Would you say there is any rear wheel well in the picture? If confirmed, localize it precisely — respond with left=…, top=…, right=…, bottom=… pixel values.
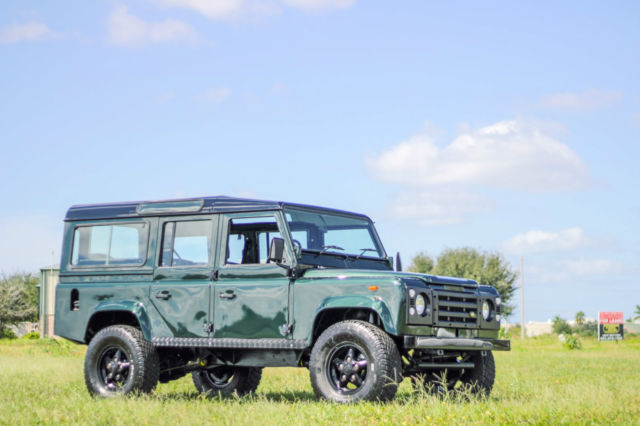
left=312, top=308, right=384, bottom=343
left=85, top=311, right=141, bottom=343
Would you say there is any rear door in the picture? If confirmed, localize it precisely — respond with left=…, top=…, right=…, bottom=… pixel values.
left=151, top=215, right=216, bottom=338
left=212, top=212, right=292, bottom=339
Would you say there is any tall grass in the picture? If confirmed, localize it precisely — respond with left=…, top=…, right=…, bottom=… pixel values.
left=1, top=335, right=638, bottom=424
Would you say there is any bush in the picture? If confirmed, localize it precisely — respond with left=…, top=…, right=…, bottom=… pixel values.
left=552, top=316, right=572, bottom=335
left=21, top=331, right=40, bottom=340
left=573, top=321, right=597, bottom=337
left=564, top=335, right=582, bottom=350
left=0, top=327, right=17, bottom=339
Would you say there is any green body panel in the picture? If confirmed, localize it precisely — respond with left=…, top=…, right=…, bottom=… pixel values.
left=54, top=279, right=155, bottom=342
left=292, top=273, right=404, bottom=342
left=214, top=266, right=290, bottom=338
left=150, top=267, right=211, bottom=338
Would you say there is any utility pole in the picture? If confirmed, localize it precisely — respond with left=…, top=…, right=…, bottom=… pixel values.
left=521, top=256, right=525, bottom=339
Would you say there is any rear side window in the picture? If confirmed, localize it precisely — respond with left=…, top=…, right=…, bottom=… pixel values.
left=71, top=223, right=148, bottom=267
left=160, top=220, right=212, bottom=267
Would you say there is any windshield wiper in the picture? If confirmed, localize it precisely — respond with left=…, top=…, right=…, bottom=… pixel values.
left=356, top=248, right=378, bottom=259
left=318, top=245, right=345, bottom=255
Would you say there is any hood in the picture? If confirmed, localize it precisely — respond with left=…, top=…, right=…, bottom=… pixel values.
left=301, top=268, right=477, bottom=288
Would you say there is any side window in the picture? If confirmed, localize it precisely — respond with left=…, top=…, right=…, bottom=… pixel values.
left=71, top=223, right=148, bottom=266
left=225, top=215, right=283, bottom=265
left=160, top=220, right=212, bottom=267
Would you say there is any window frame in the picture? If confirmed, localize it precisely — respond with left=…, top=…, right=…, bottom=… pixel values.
left=68, top=220, right=150, bottom=269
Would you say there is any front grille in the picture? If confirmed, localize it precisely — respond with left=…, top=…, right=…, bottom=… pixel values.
left=434, top=290, right=478, bottom=328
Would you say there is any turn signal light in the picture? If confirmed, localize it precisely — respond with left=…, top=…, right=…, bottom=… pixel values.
left=368, top=285, right=378, bottom=291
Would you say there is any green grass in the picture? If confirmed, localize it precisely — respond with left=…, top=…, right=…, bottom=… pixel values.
left=1, top=335, right=639, bottom=425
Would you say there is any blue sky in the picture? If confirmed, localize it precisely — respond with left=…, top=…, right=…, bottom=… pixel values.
left=1, top=1, right=639, bottom=323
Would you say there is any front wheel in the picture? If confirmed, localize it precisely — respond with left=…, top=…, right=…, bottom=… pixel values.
left=192, top=366, right=262, bottom=397
left=309, top=320, right=402, bottom=403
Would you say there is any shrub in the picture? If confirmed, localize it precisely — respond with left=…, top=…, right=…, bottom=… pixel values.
left=0, top=327, right=17, bottom=339
left=21, top=331, right=40, bottom=340
left=552, top=316, right=572, bottom=335
left=564, top=334, right=582, bottom=350
left=573, top=321, right=597, bottom=337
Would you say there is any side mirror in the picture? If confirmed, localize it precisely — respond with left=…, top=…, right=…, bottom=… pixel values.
left=395, top=252, right=402, bottom=272
left=268, top=237, right=285, bottom=263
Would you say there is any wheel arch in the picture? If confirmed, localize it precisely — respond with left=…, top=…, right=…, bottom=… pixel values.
left=85, top=300, right=152, bottom=343
left=310, top=296, right=397, bottom=344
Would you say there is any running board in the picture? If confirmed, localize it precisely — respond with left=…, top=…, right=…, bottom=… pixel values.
left=152, top=337, right=308, bottom=350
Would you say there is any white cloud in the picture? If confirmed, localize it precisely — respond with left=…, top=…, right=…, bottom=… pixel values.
left=0, top=21, right=57, bottom=44
left=152, top=0, right=245, bottom=20
left=107, top=5, right=197, bottom=47
left=391, top=188, right=492, bottom=226
left=500, top=227, right=590, bottom=254
left=201, top=87, right=232, bottom=103
left=367, top=120, right=589, bottom=192
left=539, top=88, right=622, bottom=111
left=283, top=0, right=356, bottom=10
left=563, top=258, right=620, bottom=276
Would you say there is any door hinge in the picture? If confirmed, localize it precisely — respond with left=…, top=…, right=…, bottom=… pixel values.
left=203, top=322, right=214, bottom=333
left=210, top=270, right=219, bottom=281
left=280, top=323, right=293, bottom=336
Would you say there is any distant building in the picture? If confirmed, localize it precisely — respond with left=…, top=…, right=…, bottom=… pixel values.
left=39, top=265, right=59, bottom=338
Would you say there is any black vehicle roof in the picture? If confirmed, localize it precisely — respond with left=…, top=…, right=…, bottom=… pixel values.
left=64, top=196, right=371, bottom=221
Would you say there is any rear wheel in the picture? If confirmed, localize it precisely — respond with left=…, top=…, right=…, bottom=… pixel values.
left=192, top=366, right=262, bottom=397
left=84, top=325, right=159, bottom=397
left=309, top=320, right=402, bottom=403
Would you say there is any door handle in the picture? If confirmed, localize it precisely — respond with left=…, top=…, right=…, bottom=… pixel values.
left=219, top=291, right=236, bottom=300
left=155, top=290, right=172, bottom=300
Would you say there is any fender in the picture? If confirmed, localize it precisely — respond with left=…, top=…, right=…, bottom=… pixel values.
left=314, top=295, right=397, bottom=335
left=86, top=300, right=153, bottom=341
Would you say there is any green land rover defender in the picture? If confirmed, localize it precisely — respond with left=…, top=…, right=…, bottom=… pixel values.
left=54, top=196, right=509, bottom=402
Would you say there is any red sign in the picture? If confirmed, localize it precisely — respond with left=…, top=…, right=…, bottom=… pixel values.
left=599, top=312, right=624, bottom=324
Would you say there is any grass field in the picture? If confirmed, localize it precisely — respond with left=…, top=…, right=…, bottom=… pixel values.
left=1, top=335, right=639, bottom=425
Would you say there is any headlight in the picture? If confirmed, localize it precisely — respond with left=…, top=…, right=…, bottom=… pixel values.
left=415, top=294, right=426, bottom=316
left=482, top=301, right=492, bottom=320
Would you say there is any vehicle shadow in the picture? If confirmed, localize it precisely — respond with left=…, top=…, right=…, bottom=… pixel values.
left=149, top=390, right=317, bottom=403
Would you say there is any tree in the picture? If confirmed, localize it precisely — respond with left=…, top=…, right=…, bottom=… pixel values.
left=409, top=248, right=518, bottom=318
left=575, top=311, right=585, bottom=326
left=634, top=305, right=640, bottom=321
left=0, top=273, right=39, bottom=335
left=408, top=252, right=434, bottom=274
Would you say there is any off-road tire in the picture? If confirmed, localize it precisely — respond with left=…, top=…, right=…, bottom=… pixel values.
left=460, top=351, right=495, bottom=395
left=309, top=320, right=402, bottom=403
left=192, top=367, right=262, bottom=397
left=84, top=325, right=159, bottom=397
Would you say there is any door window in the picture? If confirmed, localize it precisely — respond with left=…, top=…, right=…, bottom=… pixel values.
left=225, top=215, right=283, bottom=265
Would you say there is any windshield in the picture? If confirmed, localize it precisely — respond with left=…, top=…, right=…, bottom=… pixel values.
left=284, top=208, right=385, bottom=258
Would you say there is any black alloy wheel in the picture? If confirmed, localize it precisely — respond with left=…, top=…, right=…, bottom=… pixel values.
left=192, top=366, right=262, bottom=397
left=97, top=346, right=132, bottom=391
left=326, top=344, right=369, bottom=395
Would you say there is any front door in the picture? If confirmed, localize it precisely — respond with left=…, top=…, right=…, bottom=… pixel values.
left=213, top=212, right=292, bottom=339
left=151, top=216, right=216, bottom=338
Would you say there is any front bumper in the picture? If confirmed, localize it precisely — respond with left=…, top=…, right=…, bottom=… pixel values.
left=402, top=336, right=511, bottom=351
